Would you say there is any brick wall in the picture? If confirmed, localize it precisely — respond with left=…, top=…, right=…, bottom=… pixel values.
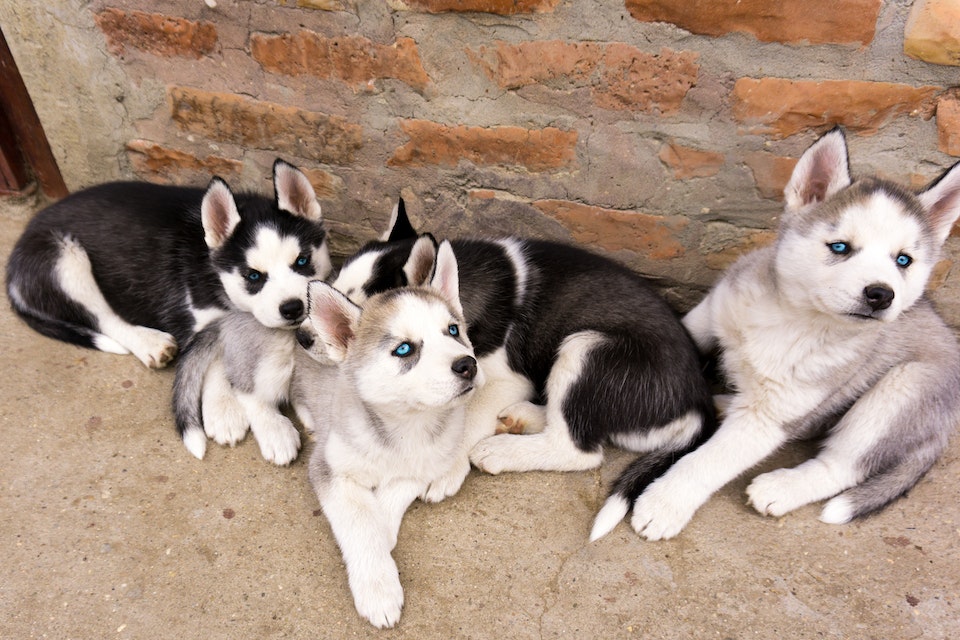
left=3, top=0, right=960, bottom=319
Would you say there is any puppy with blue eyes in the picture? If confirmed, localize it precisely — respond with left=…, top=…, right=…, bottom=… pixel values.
left=293, top=238, right=482, bottom=629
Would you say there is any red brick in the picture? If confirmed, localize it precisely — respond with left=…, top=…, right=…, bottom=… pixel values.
left=400, top=0, right=559, bottom=14
left=251, top=32, right=430, bottom=92
left=732, top=78, right=940, bottom=139
left=904, top=0, right=960, bottom=66
left=533, top=200, right=688, bottom=259
left=659, top=141, right=723, bottom=179
left=474, top=41, right=698, bottom=114
left=388, top=120, right=577, bottom=171
left=94, top=9, right=217, bottom=58
left=743, top=152, right=799, bottom=199
left=703, top=228, right=777, bottom=271
left=126, top=140, right=241, bottom=184
left=625, top=0, right=881, bottom=45
left=937, top=92, right=960, bottom=157
left=168, top=87, right=363, bottom=164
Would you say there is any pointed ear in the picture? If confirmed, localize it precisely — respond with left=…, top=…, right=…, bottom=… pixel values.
left=306, top=281, right=361, bottom=363
left=430, top=240, right=463, bottom=317
left=274, top=159, right=323, bottom=222
left=919, top=161, right=960, bottom=245
left=783, top=128, right=852, bottom=214
left=381, top=197, right=418, bottom=242
left=403, top=234, right=438, bottom=287
left=201, top=177, right=241, bottom=249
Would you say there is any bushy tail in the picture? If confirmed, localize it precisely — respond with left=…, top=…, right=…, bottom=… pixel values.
left=7, top=281, right=103, bottom=350
left=590, top=406, right=717, bottom=542
left=172, top=324, right=222, bottom=460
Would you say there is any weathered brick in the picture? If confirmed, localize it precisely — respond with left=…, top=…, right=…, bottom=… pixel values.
left=94, top=9, right=217, bottom=58
left=251, top=32, right=430, bottom=92
left=388, top=120, right=577, bottom=171
left=400, top=0, right=560, bottom=14
left=743, top=151, right=798, bottom=199
left=732, top=78, right=940, bottom=139
left=533, top=200, right=687, bottom=259
left=701, top=224, right=776, bottom=271
left=937, top=92, right=960, bottom=156
left=625, top=0, right=881, bottom=45
left=126, top=140, right=241, bottom=184
left=168, top=87, right=363, bottom=164
left=474, top=41, right=698, bottom=113
left=659, top=141, right=723, bottom=179
left=279, top=0, right=341, bottom=9
left=904, top=0, right=960, bottom=66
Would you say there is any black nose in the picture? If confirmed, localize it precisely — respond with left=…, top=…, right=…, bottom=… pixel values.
left=864, top=284, right=894, bottom=311
left=296, top=328, right=314, bottom=350
left=280, top=299, right=305, bottom=321
left=452, top=356, right=477, bottom=380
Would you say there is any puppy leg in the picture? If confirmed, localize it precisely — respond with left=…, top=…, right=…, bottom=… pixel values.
left=630, top=408, right=787, bottom=540
left=55, top=236, right=177, bottom=368
left=201, top=358, right=249, bottom=447
left=496, top=401, right=547, bottom=434
left=470, top=332, right=605, bottom=474
left=236, top=393, right=301, bottom=465
left=318, top=479, right=406, bottom=629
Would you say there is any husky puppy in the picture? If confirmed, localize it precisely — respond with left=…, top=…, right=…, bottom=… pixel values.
left=172, top=310, right=301, bottom=464
left=5, top=160, right=331, bottom=368
left=591, top=129, right=960, bottom=541
left=297, top=240, right=481, bottom=628
left=331, top=201, right=715, bottom=512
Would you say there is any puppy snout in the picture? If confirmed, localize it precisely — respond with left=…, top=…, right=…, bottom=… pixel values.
left=864, top=284, right=894, bottom=311
left=295, top=327, right=314, bottom=350
left=280, top=299, right=305, bottom=321
left=452, top=356, right=477, bottom=380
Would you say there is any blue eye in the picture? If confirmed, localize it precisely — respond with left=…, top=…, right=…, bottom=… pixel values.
left=295, top=254, right=309, bottom=267
left=393, top=342, right=412, bottom=357
left=828, top=242, right=850, bottom=255
left=448, top=324, right=459, bottom=337
left=246, top=270, right=262, bottom=282
left=896, top=254, right=912, bottom=268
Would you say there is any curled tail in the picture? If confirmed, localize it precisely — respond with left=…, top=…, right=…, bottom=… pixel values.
left=590, top=405, right=717, bottom=542
left=173, top=323, right=222, bottom=460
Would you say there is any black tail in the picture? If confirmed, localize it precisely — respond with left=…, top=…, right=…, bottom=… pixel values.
left=172, top=323, right=222, bottom=459
left=590, top=405, right=717, bottom=541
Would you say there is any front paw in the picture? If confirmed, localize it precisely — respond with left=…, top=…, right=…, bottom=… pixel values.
left=251, top=414, right=301, bottom=466
left=203, top=393, right=249, bottom=447
left=132, top=327, right=178, bottom=369
left=469, top=435, right=515, bottom=475
left=496, top=401, right=547, bottom=434
left=746, top=469, right=802, bottom=517
left=351, top=565, right=404, bottom=629
left=421, top=457, right=470, bottom=503
left=630, top=481, right=698, bottom=541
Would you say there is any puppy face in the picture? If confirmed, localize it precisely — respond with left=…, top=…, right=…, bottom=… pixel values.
left=775, top=188, right=935, bottom=323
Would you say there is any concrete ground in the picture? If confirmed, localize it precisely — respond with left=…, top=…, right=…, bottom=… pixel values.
left=1, top=196, right=959, bottom=640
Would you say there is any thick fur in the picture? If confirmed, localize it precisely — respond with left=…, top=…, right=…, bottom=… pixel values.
left=6, top=159, right=331, bottom=369
left=594, top=129, right=960, bottom=541
left=173, top=310, right=301, bottom=464
left=332, top=200, right=715, bottom=525
left=297, top=241, right=481, bottom=628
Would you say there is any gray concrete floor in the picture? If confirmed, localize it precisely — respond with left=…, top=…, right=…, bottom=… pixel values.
left=2, top=196, right=959, bottom=640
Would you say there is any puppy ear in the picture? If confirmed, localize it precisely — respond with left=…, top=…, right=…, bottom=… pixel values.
left=403, top=234, right=438, bottom=287
left=273, top=159, right=323, bottom=222
left=783, top=128, right=851, bottom=214
left=306, top=281, right=361, bottom=363
left=201, top=177, right=241, bottom=249
left=919, top=161, right=960, bottom=246
left=381, top=197, right=418, bottom=242
left=430, top=240, right=463, bottom=317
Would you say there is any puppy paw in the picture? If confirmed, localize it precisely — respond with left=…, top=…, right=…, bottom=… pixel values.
left=496, top=401, right=546, bottom=434
left=469, top=435, right=515, bottom=475
left=352, top=567, right=404, bottom=629
left=630, top=481, right=698, bottom=541
left=746, top=469, right=803, bottom=517
left=203, top=392, right=249, bottom=447
left=421, top=457, right=470, bottom=503
left=131, top=327, right=178, bottom=369
left=251, top=414, right=301, bottom=466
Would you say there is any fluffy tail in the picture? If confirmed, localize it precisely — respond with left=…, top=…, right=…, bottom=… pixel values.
left=172, top=323, right=222, bottom=460
left=590, top=407, right=717, bottom=542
